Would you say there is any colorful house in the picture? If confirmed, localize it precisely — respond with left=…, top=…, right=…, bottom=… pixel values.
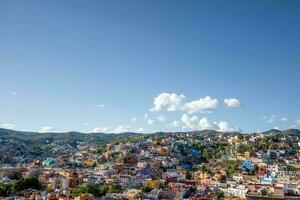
left=241, top=160, right=254, bottom=172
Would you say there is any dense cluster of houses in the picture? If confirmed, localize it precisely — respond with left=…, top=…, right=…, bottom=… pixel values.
left=0, top=131, right=300, bottom=199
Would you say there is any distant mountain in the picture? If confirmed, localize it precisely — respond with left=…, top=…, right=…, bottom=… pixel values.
left=282, top=129, right=300, bottom=136
left=0, top=128, right=299, bottom=144
left=0, top=129, right=144, bottom=164
left=261, top=129, right=283, bottom=135
left=261, top=128, right=300, bottom=136
left=0, top=128, right=142, bottom=145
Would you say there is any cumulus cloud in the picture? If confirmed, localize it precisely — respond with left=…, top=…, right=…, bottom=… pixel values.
left=180, top=114, right=238, bottom=132
left=1, top=123, right=16, bottom=130
left=150, top=93, right=186, bottom=112
left=169, top=120, right=180, bottom=128
left=92, top=127, right=111, bottom=133
left=199, top=117, right=215, bottom=130
left=181, top=114, right=198, bottom=129
left=98, top=126, right=143, bottom=133
left=262, top=115, right=276, bottom=123
left=280, top=117, right=288, bottom=121
left=149, top=93, right=244, bottom=114
left=181, top=96, right=218, bottom=114
left=217, top=121, right=238, bottom=132
left=157, top=115, right=166, bottom=123
left=113, top=126, right=131, bottom=133
left=131, top=117, right=138, bottom=122
left=147, top=119, right=155, bottom=125
left=39, top=126, right=55, bottom=133
left=92, top=126, right=132, bottom=133
left=136, top=128, right=146, bottom=133
left=224, top=98, right=241, bottom=108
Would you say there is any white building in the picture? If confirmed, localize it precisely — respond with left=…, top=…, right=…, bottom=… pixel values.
left=228, top=184, right=248, bottom=198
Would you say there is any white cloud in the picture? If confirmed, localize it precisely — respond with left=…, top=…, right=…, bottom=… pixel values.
left=199, top=117, right=215, bottom=130
left=197, top=117, right=238, bottom=132
left=150, top=93, right=186, bottom=112
left=39, top=126, right=55, bottom=133
left=92, top=126, right=132, bottom=133
left=181, top=96, right=218, bottom=114
left=262, top=115, right=276, bottom=123
left=113, top=126, right=131, bottom=133
left=131, top=117, right=138, bottom=122
left=179, top=115, right=238, bottom=132
left=296, top=119, right=300, bottom=126
left=97, top=104, right=105, bottom=107
left=147, top=119, right=155, bottom=125
left=224, top=98, right=241, bottom=108
left=280, top=117, right=288, bottom=121
left=181, top=113, right=198, bottom=129
left=169, top=120, right=180, bottom=128
left=157, top=115, right=166, bottom=123
left=11, top=91, right=17, bottom=96
left=1, top=123, right=16, bottom=130
left=149, top=93, right=246, bottom=115
left=290, top=124, right=296, bottom=128
left=274, top=126, right=280, bottom=130
left=144, top=113, right=148, bottom=119
left=136, top=128, right=146, bottom=133
left=217, top=121, right=237, bottom=132
left=92, top=127, right=112, bottom=133
left=84, top=122, right=89, bottom=126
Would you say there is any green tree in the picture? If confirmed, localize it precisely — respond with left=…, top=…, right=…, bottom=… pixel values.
left=141, top=186, right=152, bottom=193
left=0, top=183, right=13, bottom=197
left=108, top=184, right=122, bottom=193
left=72, top=183, right=108, bottom=197
left=212, top=190, right=224, bottom=200
left=203, top=148, right=212, bottom=159
left=12, top=176, right=41, bottom=192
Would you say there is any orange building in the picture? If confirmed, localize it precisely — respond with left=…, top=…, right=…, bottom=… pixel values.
left=154, top=147, right=170, bottom=156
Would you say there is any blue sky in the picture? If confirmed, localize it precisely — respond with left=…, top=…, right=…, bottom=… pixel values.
left=0, top=0, right=299, bottom=133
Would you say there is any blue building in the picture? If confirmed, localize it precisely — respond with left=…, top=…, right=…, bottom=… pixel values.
left=261, top=175, right=273, bottom=184
left=241, top=160, right=254, bottom=172
left=180, top=162, right=192, bottom=170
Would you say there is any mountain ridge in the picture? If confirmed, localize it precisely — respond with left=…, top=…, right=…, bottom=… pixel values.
left=1, top=128, right=300, bottom=138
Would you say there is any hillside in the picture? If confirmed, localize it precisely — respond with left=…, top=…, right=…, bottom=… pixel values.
left=1, top=128, right=299, bottom=144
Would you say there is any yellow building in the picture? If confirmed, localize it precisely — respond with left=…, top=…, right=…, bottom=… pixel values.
left=244, top=151, right=250, bottom=158
left=59, top=171, right=83, bottom=188
left=74, top=193, right=94, bottom=200
left=103, top=152, right=110, bottom=159
left=152, top=140, right=158, bottom=145
left=106, top=143, right=112, bottom=150
left=147, top=180, right=160, bottom=189
left=236, top=154, right=246, bottom=161
left=213, top=173, right=223, bottom=181
left=194, top=171, right=212, bottom=186
left=83, top=158, right=96, bottom=167
left=47, top=183, right=54, bottom=192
